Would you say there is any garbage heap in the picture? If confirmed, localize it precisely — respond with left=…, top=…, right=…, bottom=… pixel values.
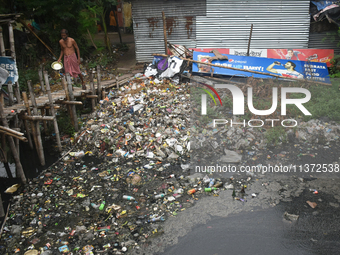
left=0, top=72, right=246, bottom=255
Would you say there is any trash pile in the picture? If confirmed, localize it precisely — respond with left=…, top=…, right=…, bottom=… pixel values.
left=0, top=70, right=253, bottom=255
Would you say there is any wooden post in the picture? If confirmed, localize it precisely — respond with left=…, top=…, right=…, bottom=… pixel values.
left=0, top=194, right=4, bottom=217
left=116, top=76, right=119, bottom=90
left=247, top=24, right=253, bottom=57
left=43, top=71, right=62, bottom=152
left=41, top=108, right=48, bottom=134
left=27, top=81, right=45, bottom=166
left=0, top=147, right=13, bottom=178
left=38, top=65, right=45, bottom=94
left=23, top=117, right=33, bottom=149
left=0, top=93, right=4, bottom=106
left=8, top=22, right=15, bottom=60
left=97, top=65, right=102, bottom=100
left=89, top=70, right=96, bottom=111
left=7, top=81, right=13, bottom=106
left=66, top=73, right=79, bottom=132
left=14, top=114, right=20, bottom=158
left=8, top=22, right=21, bottom=103
left=102, top=90, right=106, bottom=100
left=162, top=11, right=168, bottom=55
left=0, top=102, right=26, bottom=183
left=62, top=77, right=74, bottom=127
left=0, top=27, right=5, bottom=56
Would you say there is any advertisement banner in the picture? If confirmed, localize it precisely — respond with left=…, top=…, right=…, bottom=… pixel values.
left=190, top=48, right=334, bottom=67
left=192, top=51, right=331, bottom=84
left=267, top=49, right=334, bottom=67
left=0, top=57, right=18, bottom=84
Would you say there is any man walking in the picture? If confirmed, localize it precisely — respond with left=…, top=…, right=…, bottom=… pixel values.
left=57, top=29, right=85, bottom=89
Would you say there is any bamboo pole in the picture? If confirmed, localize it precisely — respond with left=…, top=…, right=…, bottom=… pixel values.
left=0, top=194, right=4, bottom=217
left=97, top=65, right=102, bottom=100
left=162, top=11, right=168, bottom=55
left=38, top=105, right=60, bottom=110
left=21, top=115, right=54, bottom=121
left=247, top=24, right=253, bottom=57
left=0, top=102, right=26, bottom=183
left=27, top=81, right=45, bottom=166
left=0, top=27, right=5, bottom=56
left=86, top=95, right=98, bottom=99
left=116, top=76, right=119, bottom=90
left=8, top=22, right=21, bottom=103
left=41, top=108, right=48, bottom=133
left=152, top=53, right=332, bottom=86
left=62, top=77, right=74, bottom=127
left=0, top=130, right=27, bottom=142
left=13, top=115, right=20, bottom=158
left=7, top=81, right=13, bottom=106
left=89, top=70, right=96, bottom=111
left=0, top=93, right=3, bottom=106
left=8, top=22, right=15, bottom=60
left=38, top=65, right=45, bottom=94
left=66, top=73, right=79, bottom=131
left=59, top=101, right=83, bottom=105
left=23, top=117, right=33, bottom=149
left=23, top=92, right=38, bottom=150
left=0, top=126, right=25, bottom=136
left=43, top=71, right=62, bottom=152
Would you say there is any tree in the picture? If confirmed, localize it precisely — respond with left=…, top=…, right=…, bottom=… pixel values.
left=93, top=0, right=117, bottom=55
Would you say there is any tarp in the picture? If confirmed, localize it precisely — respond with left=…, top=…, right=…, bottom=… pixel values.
left=192, top=51, right=331, bottom=84
left=0, top=57, right=18, bottom=84
left=190, top=48, right=334, bottom=67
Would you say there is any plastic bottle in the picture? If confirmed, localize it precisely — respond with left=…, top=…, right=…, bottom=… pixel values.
left=187, top=188, right=197, bottom=195
left=148, top=216, right=165, bottom=223
left=208, top=178, right=215, bottom=188
left=155, top=193, right=165, bottom=199
left=99, top=201, right=106, bottom=210
left=123, top=195, right=135, bottom=200
left=91, top=203, right=99, bottom=209
left=204, top=187, right=217, bottom=192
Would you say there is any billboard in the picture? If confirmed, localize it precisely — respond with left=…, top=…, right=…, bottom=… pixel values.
left=190, top=48, right=334, bottom=67
left=0, top=57, right=18, bottom=84
left=192, top=51, right=331, bottom=84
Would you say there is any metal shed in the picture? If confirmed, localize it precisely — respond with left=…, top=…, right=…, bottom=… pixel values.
left=131, top=0, right=313, bottom=63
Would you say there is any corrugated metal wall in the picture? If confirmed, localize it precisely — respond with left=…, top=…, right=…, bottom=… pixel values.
left=309, top=32, right=340, bottom=55
left=196, top=0, right=311, bottom=48
left=131, top=0, right=206, bottom=62
left=132, top=0, right=312, bottom=62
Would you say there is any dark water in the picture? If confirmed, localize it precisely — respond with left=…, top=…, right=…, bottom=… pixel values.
left=0, top=138, right=59, bottom=222
left=163, top=191, right=340, bottom=255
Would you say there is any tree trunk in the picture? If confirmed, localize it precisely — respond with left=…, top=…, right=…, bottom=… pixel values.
left=102, top=10, right=112, bottom=55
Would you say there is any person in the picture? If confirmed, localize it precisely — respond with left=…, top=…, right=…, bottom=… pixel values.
left=266, top=61, right=304, bottom=79
left=278, top=49, right=305, bottom=60
left=57, top=29, right=85, bottom=89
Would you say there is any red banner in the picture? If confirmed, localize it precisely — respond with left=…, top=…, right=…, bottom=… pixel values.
left=267, top=49, right=334, bottom=67
left=190, top=48, right=334, bottom=67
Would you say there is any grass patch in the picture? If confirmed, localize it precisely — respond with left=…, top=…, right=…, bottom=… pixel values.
left=265, top=126, right=287, bottom=146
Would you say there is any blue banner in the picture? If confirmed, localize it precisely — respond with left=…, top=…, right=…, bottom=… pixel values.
left=192, top=51, right=331, bottom=84
left=0, top=57, right=18, bottom=84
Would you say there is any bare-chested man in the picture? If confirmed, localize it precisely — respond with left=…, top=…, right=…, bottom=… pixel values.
left=57, top=29, right=85, bottom=89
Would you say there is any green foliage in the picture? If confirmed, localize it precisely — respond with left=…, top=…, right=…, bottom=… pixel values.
left=328, top=55, right=340, bottom=78
left=287, top=82, right=340, bottom=121
left=18, top=68, right=40, bottom=91
left=265, top=126, right=287, bottom=146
